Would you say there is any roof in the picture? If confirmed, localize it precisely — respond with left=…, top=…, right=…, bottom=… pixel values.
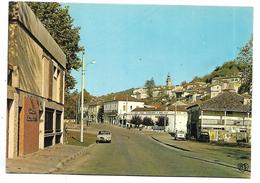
left=132, top=105, right=187, bottom=112
left=188, top=91, right=251, bottom=112
left=104, top=95, right=143, bottom=103
left=9, top=2, right=66, bottom=68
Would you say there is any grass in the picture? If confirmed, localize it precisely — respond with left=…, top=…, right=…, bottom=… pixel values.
left=64, top=131, right=96, bottom=147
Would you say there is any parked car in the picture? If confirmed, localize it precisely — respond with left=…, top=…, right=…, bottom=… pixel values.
left=174, top=131, right=186, bottom=140
left=198, top=132, right=210, bottom=142
left=96, top=130, right=112, bottom=143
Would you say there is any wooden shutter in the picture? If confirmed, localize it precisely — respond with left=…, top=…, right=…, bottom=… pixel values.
left=59, top=71, right=64, bottom=103
left=48, top=61, right=53, bottom=99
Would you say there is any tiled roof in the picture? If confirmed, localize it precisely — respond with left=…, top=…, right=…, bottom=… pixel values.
left=132, top=105, right=187, bottom=112
left=104, top=95, right=143, bottom=103
left=191, top=91, right=251, bottom=112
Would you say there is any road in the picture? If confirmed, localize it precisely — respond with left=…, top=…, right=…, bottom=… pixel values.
left=57, top=125, right=249, bottom=178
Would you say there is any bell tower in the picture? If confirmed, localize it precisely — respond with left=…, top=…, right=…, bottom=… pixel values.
left=166, top=73, right=173, bottom=88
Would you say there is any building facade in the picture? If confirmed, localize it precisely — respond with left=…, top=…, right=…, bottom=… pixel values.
left=104, top=96, right=144, bottom=125
left=87, top=101, right=102, bottom=123
left=127, top=103, right=188, bottom=133
left=187, top=91, right=251, bottom=143
left=7, top=2, right=66, bottom=158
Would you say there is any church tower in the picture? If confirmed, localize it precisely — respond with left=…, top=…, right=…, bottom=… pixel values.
left=166, top=73, right=173, bottom=88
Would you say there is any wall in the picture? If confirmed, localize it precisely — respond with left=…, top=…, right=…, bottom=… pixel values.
left=15, top=25, right=43, bottom=96
left=118, top=101, right=144, bottom=114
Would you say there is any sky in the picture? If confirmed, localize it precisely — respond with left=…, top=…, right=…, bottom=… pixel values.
left=66, top=3, right=253, bottom=96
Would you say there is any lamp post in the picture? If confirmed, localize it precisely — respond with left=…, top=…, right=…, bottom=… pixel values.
left=80, top=49, right=85, bottom=143
left=80, top=48, right=96, bottom=143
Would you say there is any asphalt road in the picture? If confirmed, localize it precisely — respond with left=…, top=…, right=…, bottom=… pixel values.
left=57, top=125, right=249, bottom=178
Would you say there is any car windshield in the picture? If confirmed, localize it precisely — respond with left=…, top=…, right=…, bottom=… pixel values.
left=98, top=131, right=110, bottom=135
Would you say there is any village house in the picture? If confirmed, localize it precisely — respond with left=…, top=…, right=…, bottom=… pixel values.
left=7, top=2, right=66, bottom=158
left=186, top=91, right=251, bottom=143
left=103, top=95, right=144, bottom=125
left=126, top=101, right=188, bottom=133
left=87, top=101, right=103, bottom=123
left=210, top=76, right=242, bottom=98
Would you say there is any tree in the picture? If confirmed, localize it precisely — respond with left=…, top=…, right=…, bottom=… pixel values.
left=180, top=80, right=187, bottom=85
left=97, top=105, right=104, bottom=123
left=156, top=116, right=169, bottom=126
left=27, top=2, right=82, bottom=91
left=145, top=78, right=156, bottom=98
left=130, top=116, right=142, bottom=127
left=142, top=117, right=154, bottom=126
left=192, top=76, right=201, bottom=82
left=236, top=37, right=253, bottom=94
left=64, top=89, right=93, bottom=119
left=64, top=90, right=79, bottom=119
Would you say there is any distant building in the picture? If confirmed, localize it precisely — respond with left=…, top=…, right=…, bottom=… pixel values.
left=210, top=76, right=242, bottom=98
left=7, top=2, right=66, bottom=158
left=87, top=101, right=103, bottom=123
left=103, top=95, right=144, bottom=125
left=132, top=88, right=148, bottom=99
left=187, top=91, right=251, bottom=143
left=127, top=101, right=188, bottom=133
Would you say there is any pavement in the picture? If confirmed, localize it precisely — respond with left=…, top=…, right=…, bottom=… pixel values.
left=6, top=143, right=95, bottom=174
left=149, top=132, right=251, bottom=172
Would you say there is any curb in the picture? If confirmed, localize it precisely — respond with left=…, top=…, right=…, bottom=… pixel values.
left=151, top=136, right=190, bottom=152
left=151, top=136, right=251, bottom=173
left=48, top=143, right=96, bottom=173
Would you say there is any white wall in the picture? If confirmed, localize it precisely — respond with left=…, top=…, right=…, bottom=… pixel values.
left=127, top=110, right=188, bottom=133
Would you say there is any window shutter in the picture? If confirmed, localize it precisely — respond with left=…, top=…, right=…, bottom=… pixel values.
left=60, top=71, right=63, bottom=103
left=49, top=61, right=53, bottom=99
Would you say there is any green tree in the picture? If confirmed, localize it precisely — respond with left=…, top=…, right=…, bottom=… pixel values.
left=237, top=37, right=253, bottom=94
left=64, top=90, right=79, bottom=119
left=192, top=76, right=201, bottom=82
left=156, top=116, right=169, bottom=126
left=27, top=2, right=82, bottom=91
left=97, top=105, right=104, bottom=123
left=145, top=78, right=156, bottom=98
left=180, top=80, right=187, bottom=85
left=142, top=117, right=154, bottom=126
left=130, top=116, right=142, bottom=127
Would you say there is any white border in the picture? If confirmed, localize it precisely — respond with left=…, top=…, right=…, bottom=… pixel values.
left=0, top=1, right=259, bottom=183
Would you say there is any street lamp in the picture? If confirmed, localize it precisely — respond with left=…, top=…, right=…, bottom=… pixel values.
left=80, top=49, right=96, bottom=143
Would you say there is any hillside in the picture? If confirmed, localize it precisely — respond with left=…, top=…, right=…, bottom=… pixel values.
left=192, top=60, right=246, bottom=83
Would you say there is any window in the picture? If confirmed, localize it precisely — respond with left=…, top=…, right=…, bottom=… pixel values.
left=130, top=106, right=133, bottom=110
left=123, top=105, right=126, bottom=111
left=8, top=65, right=13, bottom=86
left=56, top=111, right=62, bottom=132
left=45, top=109, right=54, bottom=133
left=53, top=66, right=59, bottom=79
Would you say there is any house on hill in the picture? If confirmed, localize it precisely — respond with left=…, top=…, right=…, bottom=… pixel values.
left=187, top=91, right=251, bottom=143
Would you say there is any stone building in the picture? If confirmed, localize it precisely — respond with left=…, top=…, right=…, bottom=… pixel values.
left=186, top=91, right=251, bottom=143
left=7, top=2, right=66, bottom=158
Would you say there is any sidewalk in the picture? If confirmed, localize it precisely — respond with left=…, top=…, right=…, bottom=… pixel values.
left=6, top=144, right=93, bottom=174
left=150, top=133, right=251, bottom=170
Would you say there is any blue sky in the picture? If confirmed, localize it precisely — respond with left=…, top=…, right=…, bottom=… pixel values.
left=66, top=3, right=253, bottom=96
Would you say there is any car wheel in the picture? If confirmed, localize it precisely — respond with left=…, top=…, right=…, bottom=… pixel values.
left=96, top=140, right=99, bottom=144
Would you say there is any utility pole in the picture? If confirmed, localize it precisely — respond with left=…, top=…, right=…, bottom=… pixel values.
left=80, top=49, right=85, bottom=143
